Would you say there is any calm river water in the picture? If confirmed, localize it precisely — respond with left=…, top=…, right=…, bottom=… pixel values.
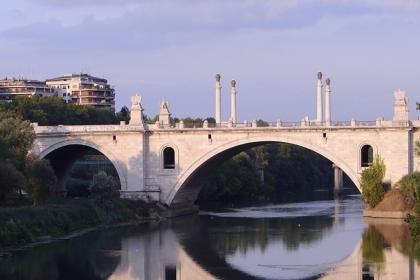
left=1, top=195, right=419, bottom=280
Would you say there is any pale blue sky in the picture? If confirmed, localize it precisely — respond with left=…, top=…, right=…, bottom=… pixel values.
left=1, top=0, right=419, bottom=121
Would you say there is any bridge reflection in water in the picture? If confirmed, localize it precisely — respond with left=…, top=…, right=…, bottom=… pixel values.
left=1, top=198, right=420, bottom=280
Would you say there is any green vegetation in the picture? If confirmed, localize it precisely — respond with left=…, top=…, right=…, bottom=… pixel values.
left=0, top=198, right=149, bottom=248
left=0, top=96, right=118, bottom=125
left=24, top=158, right=57, bottom=206
left=0, top=117, right=41, bottom=203
left=399, top=172, right=420, bottom=200
left=0, top=97, right=152, bottom=249
left=198, top=143, right=341, bottom=203
left=402, top=171, right=420, bottom=242
left=361, top=156, right=386, bottom=208
left=361, top=226, right=385, bottom=266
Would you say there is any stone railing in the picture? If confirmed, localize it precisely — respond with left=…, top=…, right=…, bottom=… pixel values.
left=32, top=122, right=145, bottom=134
left=152, top=119, right=412, bottom=130
left=33, top=118, right=415, bottom=134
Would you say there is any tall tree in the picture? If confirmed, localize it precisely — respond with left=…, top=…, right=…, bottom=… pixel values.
left=25, top=158, right=57, bottom=206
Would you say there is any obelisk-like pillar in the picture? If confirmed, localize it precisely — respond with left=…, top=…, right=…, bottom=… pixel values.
left=215, top=74, right=222, bottom=124
left=325, top=78, right=331, bottom=126
left=316, top=72, right=323, bottom=124
left=230, top=80, right=237, bottom=124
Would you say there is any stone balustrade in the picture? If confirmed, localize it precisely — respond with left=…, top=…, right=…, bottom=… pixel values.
left=32, top=118, right=416, bottom=135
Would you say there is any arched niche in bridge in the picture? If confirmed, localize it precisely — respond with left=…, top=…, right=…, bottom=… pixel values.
left=40, top=144, right=123, bottom=197
left=163, top=147, right=176, bottom=169
left=166, top=137, right=361, bottom=206
left=361, top=145, right=374, bottom=167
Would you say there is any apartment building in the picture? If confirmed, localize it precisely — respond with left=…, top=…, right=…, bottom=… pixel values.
left=46, top=74, right=115, bottom=109
left=0, top=78, right=56, bottom=100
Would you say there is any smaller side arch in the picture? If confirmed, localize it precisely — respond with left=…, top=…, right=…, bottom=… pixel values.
left=358, top=142, right=378, bottom=171
left=159, top=144, right=179, bottom=175
left=36, top=139, right=127, bottom=190
left=163, top=147, right=175, bottom=169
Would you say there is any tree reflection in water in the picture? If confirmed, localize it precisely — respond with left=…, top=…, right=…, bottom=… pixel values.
left=362, top=218, right=420, bottom=280
left=0, top=227, right=126, bottom=280
left=6, top=199, right=420, bottom=280
left=198, top=215, right=334, bottom=256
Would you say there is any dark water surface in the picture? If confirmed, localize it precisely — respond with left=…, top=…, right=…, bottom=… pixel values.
left=1, top=196, right=419, bottom=280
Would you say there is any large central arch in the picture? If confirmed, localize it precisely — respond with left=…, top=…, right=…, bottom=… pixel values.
left=167, top=136, right=360, bottom=206
left=37, top=139, right=127, bottom=192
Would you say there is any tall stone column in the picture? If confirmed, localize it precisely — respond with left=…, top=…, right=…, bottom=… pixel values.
left=230, top=80, right=237, bottom=124
left=325, top=78, right=331, bottom=126
left=316, top=72, right=323, bottom=124
left=333, top=163, right=343, bottom=194
left=215, top=74, right=222, bottom=124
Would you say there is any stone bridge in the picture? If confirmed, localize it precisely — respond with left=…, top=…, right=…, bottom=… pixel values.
left=31, top=74, right=420, bottom=211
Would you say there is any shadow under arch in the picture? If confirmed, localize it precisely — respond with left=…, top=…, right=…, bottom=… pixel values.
left=167, top=136, right=361, bottom=206
left=38, top=139, right=127, bottom=193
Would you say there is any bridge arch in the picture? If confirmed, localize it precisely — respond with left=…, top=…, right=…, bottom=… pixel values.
left=166, top=136, right=361, bottom=206
left=37, top=139, right=127, bottom=191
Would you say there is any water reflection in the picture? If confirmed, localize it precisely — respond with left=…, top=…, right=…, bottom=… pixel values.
left=1, top=197, right=420, bottom=279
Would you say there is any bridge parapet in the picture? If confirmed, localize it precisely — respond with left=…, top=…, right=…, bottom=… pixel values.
left=32, top=119, right=414, bottom=135
left=150, top=119, right=412, bottom=130
left=32, top=123, right=145, bottom=134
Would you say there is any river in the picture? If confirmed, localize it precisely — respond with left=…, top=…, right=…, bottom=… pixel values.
left=0, top=195, right=419, bottom=280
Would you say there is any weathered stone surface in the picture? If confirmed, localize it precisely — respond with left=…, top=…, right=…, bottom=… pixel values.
left=32, top=121, right=419, bottom=208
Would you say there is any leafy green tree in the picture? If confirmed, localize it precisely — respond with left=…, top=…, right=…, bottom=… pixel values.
left=25, top=158, right=57, bottom=206
left=0, top=117, right=35, bottom=169
left=7, top=96, right=118, bottom=125
left=361, top=156, right=386, bottom=208
left=399, top=172, right=420, bottom=200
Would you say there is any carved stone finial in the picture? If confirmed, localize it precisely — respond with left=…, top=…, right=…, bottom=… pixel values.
left=326, top=78, right=331, bottom=86
left=231, top=80, right=236, bottom=87
left=215, top=74, right=221, bottom=82
left=317, top=72, right=322, bottom=80
left=131, top=94, right=142, bottom=106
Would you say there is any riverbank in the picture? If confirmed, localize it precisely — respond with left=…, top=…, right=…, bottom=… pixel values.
left=363, top=189, right=415, bottom=219
left=0, top=198, right=153, bottom=250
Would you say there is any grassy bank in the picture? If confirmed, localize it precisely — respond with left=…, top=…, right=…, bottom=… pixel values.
left=0, top=198, right=150, bottom=249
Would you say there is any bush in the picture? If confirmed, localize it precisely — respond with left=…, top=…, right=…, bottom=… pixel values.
left=399, top=172, right=420, bottom=200
left=361, top=156, right=386, bottom=208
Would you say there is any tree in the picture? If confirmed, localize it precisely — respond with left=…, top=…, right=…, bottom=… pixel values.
left=8, top=96, right=118, bottom=125
left=0, top=161, right=25, bottom=202
left=0, top=117, right=35, bottom=169
left=89, top=171, right=119, bottom=202
left=116, top=106, right=130, bottom=123
left=25, top=158, right=57, bottom=206
left=361, top=156, right=386, bottom=208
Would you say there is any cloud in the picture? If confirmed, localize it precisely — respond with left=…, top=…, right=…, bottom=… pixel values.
left=1, top=0, right=420, bottom=120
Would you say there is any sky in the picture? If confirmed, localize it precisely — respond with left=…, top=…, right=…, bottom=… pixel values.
left=0, top=0, right=419, bottom=122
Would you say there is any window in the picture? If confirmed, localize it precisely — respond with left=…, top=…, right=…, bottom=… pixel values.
left=361, top=145, right=373, bottom=167
left=164, top=265, right=176, bottom=280
left=163, top=147, right=175, bottom=169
